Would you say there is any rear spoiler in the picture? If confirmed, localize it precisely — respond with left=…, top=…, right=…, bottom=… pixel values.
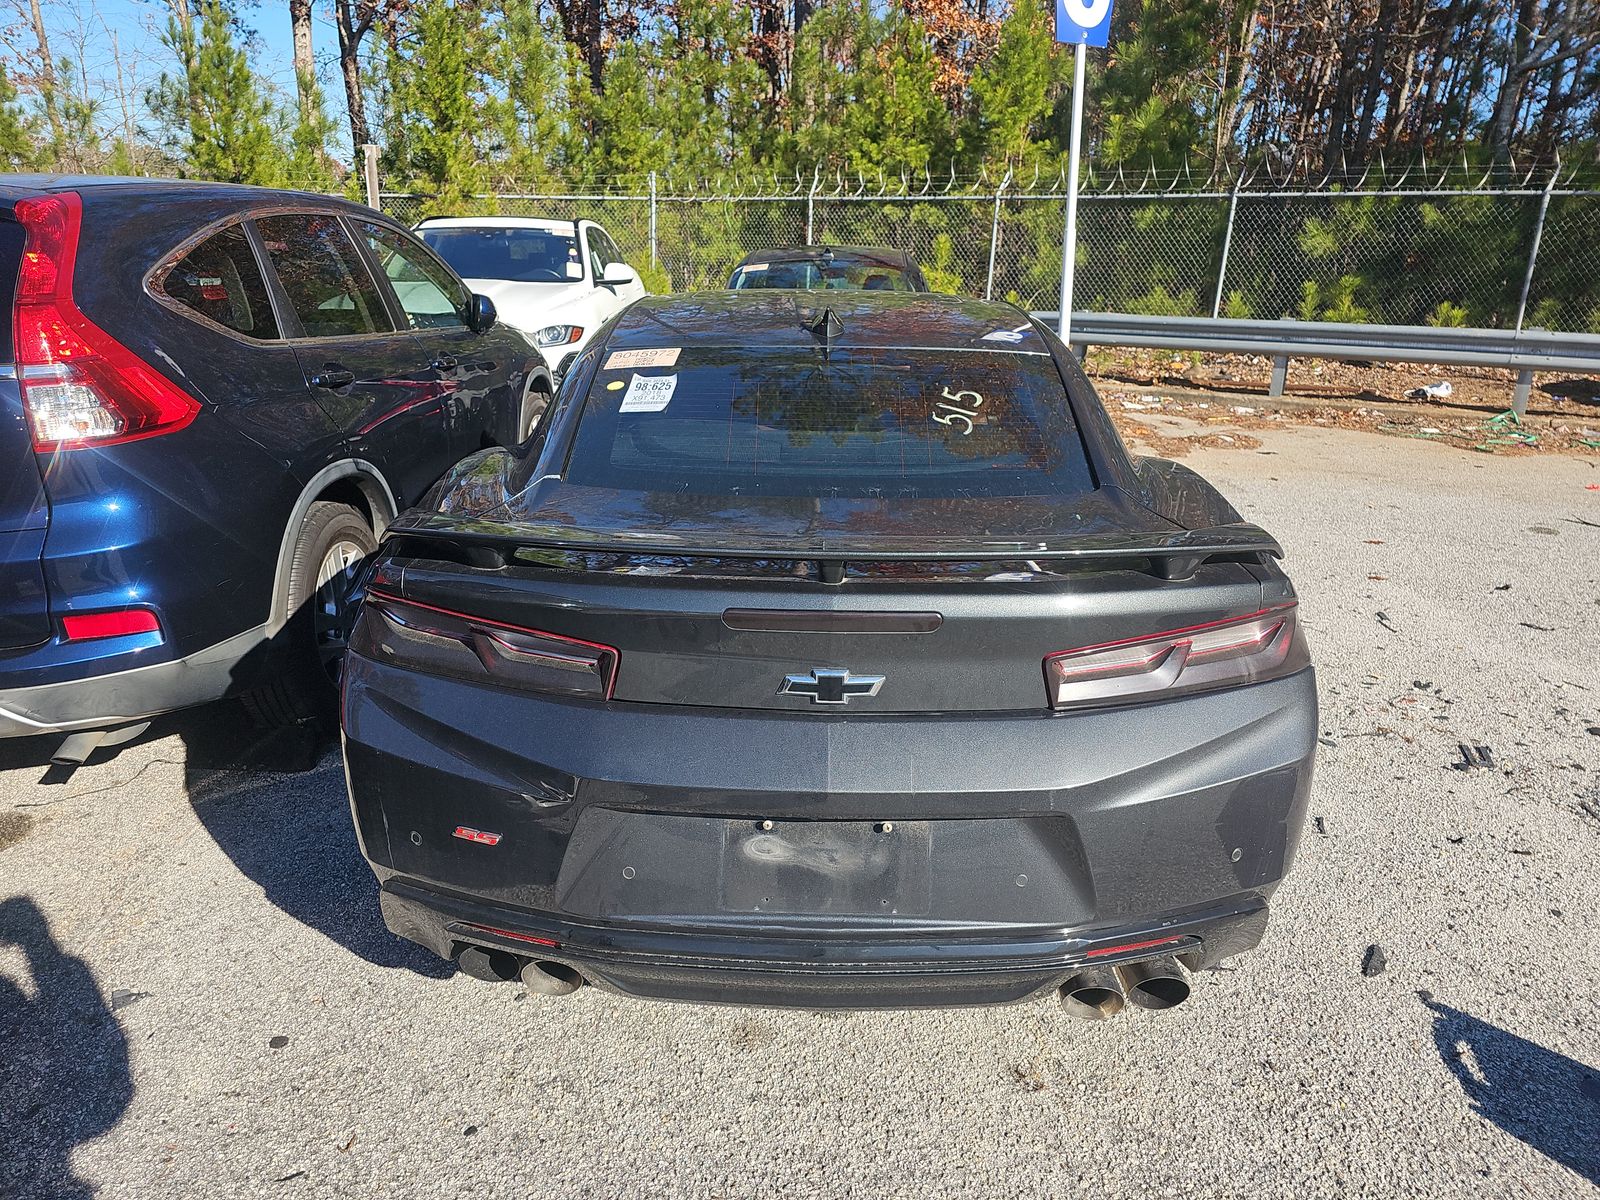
left=384, top=515, right=1282, bottom=583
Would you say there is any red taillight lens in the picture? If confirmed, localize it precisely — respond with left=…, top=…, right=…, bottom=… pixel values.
left=1044, top=604, right=1297, bottom=708
left=62, top=609, right=161, bottom=642
left=358, top=590, right=619, bottom=699
left=13, top=192, right=201, bottom=451
left=459, top=922, right=559, bottom=948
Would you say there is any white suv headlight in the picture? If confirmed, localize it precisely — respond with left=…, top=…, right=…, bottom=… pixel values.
left=534, top=325, right=583, bottom=348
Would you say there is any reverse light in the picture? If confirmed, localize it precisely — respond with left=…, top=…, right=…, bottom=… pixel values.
left=1045, top=604, right=1297, bottom=708
left=13, top=192, right=201, bottom=451
left=358, top=590, right=618, bottom=699
left=534, top=324, right=583, bottom=348
left=62, top=609, right=161, bottom=642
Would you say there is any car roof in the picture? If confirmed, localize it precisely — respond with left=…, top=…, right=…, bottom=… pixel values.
left=416, top=216, right=580, bottom=234
left=0, top=174, right=364, bottom=210
left=604, top=291, right=1046, bottom=353
left=734, top=245, right=917, bottom=270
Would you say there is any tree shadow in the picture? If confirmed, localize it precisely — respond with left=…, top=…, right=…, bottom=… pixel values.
left=173, top=702, right=454, bottom=979
left=1421, top=991, right=1600, bottom=1185
left=0, top=896, right=133, bottom=1200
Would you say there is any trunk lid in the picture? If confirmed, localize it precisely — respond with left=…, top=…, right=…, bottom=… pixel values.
left=384, top=483, right=1279, bottom=715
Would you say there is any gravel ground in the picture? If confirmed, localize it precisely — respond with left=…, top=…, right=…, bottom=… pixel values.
left=2, top=423, right=1598, bottom=1200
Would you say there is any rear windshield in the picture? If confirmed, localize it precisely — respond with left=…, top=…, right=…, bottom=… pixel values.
left=419, top=227, right=582, bottom=283
left=730, top=259, right=919, bottom=292
left=0, top=219, right=21, bottom=365
left=564, top=348, right=1094, bottom=499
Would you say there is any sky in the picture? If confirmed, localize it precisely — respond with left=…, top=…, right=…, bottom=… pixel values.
left=20, top=1, right=345, bottom=142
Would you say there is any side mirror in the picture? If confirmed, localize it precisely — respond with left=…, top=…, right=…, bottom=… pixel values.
left=467, top=293, right=497, bottom=333
left=600, top=262, right=640, bottom=290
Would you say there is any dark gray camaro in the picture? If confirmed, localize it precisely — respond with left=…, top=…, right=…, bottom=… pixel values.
left=341, top=290, right=1317, bottom=1015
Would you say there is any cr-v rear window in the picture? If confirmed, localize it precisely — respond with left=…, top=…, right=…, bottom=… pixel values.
left=0, top=218, right=22, bottom=365
left=564, top=347, right=1094, bottom=499
left=153, top=222, right=280, bottom=339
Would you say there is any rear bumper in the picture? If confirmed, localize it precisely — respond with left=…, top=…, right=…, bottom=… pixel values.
left=342, top=656, right=1317, bottom=1007
left=0, top=624, right=266, bottom=737
left=381, top=879, right=1271, bottom=1008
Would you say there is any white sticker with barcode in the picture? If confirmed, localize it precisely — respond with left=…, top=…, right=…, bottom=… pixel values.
left=620, top=373, right=678, bottom=413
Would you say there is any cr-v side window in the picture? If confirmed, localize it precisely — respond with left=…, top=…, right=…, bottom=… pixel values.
left=152, top=222, right=280, bottom=340
left=254, top=212, right=393, bottom=339
left=355, top=220, right=471, bottom=330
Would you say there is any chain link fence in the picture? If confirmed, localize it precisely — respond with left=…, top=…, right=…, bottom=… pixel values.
left=381, top=169, right=1600, bottom=333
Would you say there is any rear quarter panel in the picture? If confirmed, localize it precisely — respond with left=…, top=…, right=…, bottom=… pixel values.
left=38, top=190, right=342, bottom=663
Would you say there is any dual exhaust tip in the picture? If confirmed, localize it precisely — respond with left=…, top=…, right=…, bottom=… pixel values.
left=457, top=946, right=584, bottom=996
left=1057, top=955, right=1191, bottom=1020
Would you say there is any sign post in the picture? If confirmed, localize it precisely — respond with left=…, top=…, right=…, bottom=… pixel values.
left=1055, top=1, right=1114, bottom=347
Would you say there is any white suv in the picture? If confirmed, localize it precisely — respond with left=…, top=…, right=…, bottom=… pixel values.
left=414, top=217, right=648, bottom=381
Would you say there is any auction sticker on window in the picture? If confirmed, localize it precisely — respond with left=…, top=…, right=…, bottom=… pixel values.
left=605, top=347, right=681, bottom=370
left=620, top=373, right=678, bottom=413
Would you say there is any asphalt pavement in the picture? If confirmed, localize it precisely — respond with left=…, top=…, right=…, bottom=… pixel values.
left=2, top=422, right=1597, bottom=1199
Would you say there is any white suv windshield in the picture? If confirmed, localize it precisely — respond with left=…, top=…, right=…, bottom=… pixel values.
left=418, top=227, right=581, bottom=283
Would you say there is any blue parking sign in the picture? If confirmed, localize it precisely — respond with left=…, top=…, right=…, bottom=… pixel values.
left=1056, top=0, right=1114, bottom=46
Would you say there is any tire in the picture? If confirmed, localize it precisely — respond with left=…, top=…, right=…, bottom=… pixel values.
left=517, top=378, right=552, bottom=445
left=243, top=501, right=377, bottom=730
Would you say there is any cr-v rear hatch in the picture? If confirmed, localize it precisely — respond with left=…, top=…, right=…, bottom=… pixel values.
left=364, top=335, right=1297, bottom=716
left=0, top=206, right=51, bottom=649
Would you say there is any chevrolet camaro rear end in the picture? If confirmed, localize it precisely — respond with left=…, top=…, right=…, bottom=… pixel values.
left=342, top=291, right=1317, bottom=1014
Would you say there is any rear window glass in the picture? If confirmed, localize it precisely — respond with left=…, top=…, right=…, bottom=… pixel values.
left=155, top=223, right=279, bottom=339
left=0, top=219, right=21, bottom=364
left=564, top=348, right=1093, bottom=499
left=256, top=213, right=392, bottom=338
left=730, top=259, right=919, bottom=292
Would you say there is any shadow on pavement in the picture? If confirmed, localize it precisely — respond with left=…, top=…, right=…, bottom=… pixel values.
left=1421, top=991, right=1600, bottom=1185
left=0, top=896, right=133, bottom=1200
left=175, top=703, right=454, bottom=979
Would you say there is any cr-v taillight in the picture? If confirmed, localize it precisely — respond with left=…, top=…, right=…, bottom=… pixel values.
left=357, top=591, right=619, bottom=700
left=12, top=192, right=200, bottom=451
left=1044, top=604, right=1297, bottom=708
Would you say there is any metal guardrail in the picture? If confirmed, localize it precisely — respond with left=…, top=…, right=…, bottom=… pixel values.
left=1029, top=312, right=1600, bottom=415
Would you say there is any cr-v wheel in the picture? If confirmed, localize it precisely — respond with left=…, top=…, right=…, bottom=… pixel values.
left=517, top=379, right=552, bottom=445
left=243, top=501, right=377, bottom=729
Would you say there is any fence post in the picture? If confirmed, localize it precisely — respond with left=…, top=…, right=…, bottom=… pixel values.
left=361, top=144, right=380, bottom=211
left=1514, top=161, right=1558, bottom=333
left=985, top=169, right=1013, bottom=301
left=1211, top=179, right=1242, bottom=319
left=648, top=171, right=658, bottom=272
left=806, top=169, right=820, bottom=243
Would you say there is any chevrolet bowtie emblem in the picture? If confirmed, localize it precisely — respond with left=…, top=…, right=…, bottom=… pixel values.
left=779, top=668, right=886, bottom=705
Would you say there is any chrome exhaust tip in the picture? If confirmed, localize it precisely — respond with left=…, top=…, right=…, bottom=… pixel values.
left=1113, top=955, right=1191, bottom=1010
left=520, top=959, right=584, bottom=996
left=1057, top=966, right=1127, bottom=1020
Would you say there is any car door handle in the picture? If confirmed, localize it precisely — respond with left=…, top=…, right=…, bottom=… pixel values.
left=430, top=355, right=458, bottom=371
left=310, top=366, right=356, bottom=390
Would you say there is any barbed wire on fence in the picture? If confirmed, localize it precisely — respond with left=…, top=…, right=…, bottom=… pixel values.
left=380, top=160, right=1600, bottom=334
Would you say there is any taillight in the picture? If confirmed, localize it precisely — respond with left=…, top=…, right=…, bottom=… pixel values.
left=13, top=192, right=201, bottom=451
left=357, top=590, right=618, bottom=700
left=1044, top=604, right=1297, bottom=708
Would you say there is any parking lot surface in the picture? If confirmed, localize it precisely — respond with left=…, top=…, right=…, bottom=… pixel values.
left=2, top=423, right=1597, bottom=1199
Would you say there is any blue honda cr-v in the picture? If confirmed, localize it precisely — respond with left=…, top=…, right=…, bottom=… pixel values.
left=0, top=177, right=552, bottom=759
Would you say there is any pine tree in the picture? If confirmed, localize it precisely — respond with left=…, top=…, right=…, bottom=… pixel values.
left=287, top=69, right=338, bottom=190
left=0, top=64, right=40, bottom=170
left=965, top=0, right=1068, bottom=171
left=153, top=0, right=286, bottom=185
left=385, top=0, right=489, bottom=212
